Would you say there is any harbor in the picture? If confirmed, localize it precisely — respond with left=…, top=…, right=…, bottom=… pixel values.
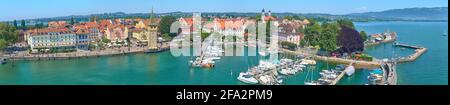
left=237, top=57, right=317, bottom=85
left=0, top=22, right=446, bottom=85
left=189, top=41, right=224, bottom=68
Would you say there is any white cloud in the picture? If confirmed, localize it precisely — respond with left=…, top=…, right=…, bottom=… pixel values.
left=356, top=6, right=368, bottom=11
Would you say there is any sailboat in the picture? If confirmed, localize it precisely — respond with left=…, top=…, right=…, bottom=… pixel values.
left=304, top=65, right=319, bottom=85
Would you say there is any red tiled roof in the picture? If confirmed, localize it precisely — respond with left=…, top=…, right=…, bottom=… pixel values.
left=75, top=28, right=89, bottom=34
left=26, top=28, right=72, bottom=36
left=84, top=22, right=99, bottom=28
left=264, top=16, right=276, bottom=21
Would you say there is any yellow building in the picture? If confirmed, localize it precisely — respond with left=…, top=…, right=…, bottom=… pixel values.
left=132, top=29, right=148, bottom=42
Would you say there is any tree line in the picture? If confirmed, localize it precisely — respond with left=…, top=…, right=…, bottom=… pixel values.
left=300, top=19, right=368, bottom=54
left=0, top=22, right=19, bottom=50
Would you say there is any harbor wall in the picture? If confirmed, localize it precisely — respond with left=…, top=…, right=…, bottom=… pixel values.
left=313, top=55, right=381, bottom=69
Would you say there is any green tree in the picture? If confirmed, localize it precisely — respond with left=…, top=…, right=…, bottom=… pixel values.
left=337, top=19, right=355, bottom=29
left=0, top=23, right=19, bottom=50
left=300, top=21, right=341, bottom=52
left=359, top=31, right=368, bottom=41
left=301, top=23, right=322, bottom=46
left=162, top=33, right=172, bottom=41
left=283, top=16, right=294, bottom=20
left=281, top=41, right=297, bottom=50
left=0, top=39, right=7, bottom=50
left=13, top=20, right=18, bottom=29
left=70, top=16, right=75, bottom=25
left=21, top=20, right=26, bottom=30
left=159, top=16, right=177, bottom=35
left=255, top=14, right=262, bottom=21
left=35, top=22, right=45, bottom=28
left=201, top=32, right=211, bottom=41
left=102, top=37, right=111, bottom=43
left=319, top=22, right=340, bottom=52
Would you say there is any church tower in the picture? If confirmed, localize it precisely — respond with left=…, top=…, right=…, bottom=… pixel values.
left=261, top=9, right=266, bottom=23
left=147, top=8, right=159, bottom=50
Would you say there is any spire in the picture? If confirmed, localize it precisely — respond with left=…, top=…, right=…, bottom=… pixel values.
left=150, top=7, right=154, bottom=20
left=149, top=7, right=158, bottom=26
left=268, top=10, right=272, bottom=17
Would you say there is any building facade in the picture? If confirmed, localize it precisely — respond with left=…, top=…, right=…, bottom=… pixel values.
left=105, top=25, right=129, bottom=42
left=75, top=28, right=90, bottom=50
left=26, top=28, right=77, bottom=53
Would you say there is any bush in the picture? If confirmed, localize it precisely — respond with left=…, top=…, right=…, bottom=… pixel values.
left=281, top=41, right=297, bottom=50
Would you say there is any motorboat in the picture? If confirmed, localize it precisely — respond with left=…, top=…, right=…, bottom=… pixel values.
left=320, top=70, right=338, bottom=79
left=301, top=59, right=316, bottom=65
left=0, top=58, right=6, bottom=64
left=259, top=75, right=272, bottom=85
left=344, top=65, right=355, bottom=76
left=335, top=64, right=346, bottom=70
left=298, top=65, right=306, bottom=68
left=277, top=77, right=283, bottom=84
left=279, top=69, right=290, bottom=75
left=318, top=78, right=332, bottom=83
left=258, top=51, right=268, bottom=56
left=305, top=81, right=319, bottom=85
left=237, top=72, right=258, bottom=84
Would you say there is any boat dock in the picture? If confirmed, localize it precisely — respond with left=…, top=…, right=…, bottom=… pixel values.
left=381, top=61, right=397, bottom=85
left=393, top=43, right=427, bottom=63
left=330, top=64, right=351, bottom=85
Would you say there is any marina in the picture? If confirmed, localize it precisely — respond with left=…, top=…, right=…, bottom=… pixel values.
left=189, top=42, right=224, bottom=68
left=0, top=22, right=446, bottom=85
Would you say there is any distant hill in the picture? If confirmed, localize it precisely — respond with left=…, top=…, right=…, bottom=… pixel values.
left=348, top=7, right=448, bottom=21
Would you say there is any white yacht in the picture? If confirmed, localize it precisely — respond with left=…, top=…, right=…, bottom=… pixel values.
left=279, top=69, right=290, bottom=75
left=237, top=72, right=258, bottom=84
left=305, top=81, right=319, bottom=85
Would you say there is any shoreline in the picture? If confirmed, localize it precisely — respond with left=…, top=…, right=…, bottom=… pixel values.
left=4, top=45, right=170, bottom=61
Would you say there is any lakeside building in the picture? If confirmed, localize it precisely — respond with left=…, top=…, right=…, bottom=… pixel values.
left=74, top=28, right=90, bottom=50
left=278, top=19, right=310, bottom=45
left=178, top=17, right=194, bottom=36
left=369, top=32, right=396, bottom=43
left=104, top=24, right=129, bottom=42
left=131, top=18, right=161, bottom=42
left=202, top=18, right=247, bottom=37
left=73, top=21, right=101, bottom=43
left=25, top=28, right=77, bottom=53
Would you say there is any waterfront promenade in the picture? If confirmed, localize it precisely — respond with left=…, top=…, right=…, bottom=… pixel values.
left=3, top=43, right=170, bottom=61
left=314, top=55, right=381, bottom=69
left=282, top=48, right=382, bottom=69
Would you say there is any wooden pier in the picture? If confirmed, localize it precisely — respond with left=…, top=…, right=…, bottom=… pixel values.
left=331, top=68, right=348, bottom=85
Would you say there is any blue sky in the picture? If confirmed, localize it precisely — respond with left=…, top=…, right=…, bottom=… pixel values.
left=0, top=0, right=448, bottom=21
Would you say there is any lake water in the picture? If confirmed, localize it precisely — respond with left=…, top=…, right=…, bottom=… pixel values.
left=0, top=21, right=447, bottom=85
